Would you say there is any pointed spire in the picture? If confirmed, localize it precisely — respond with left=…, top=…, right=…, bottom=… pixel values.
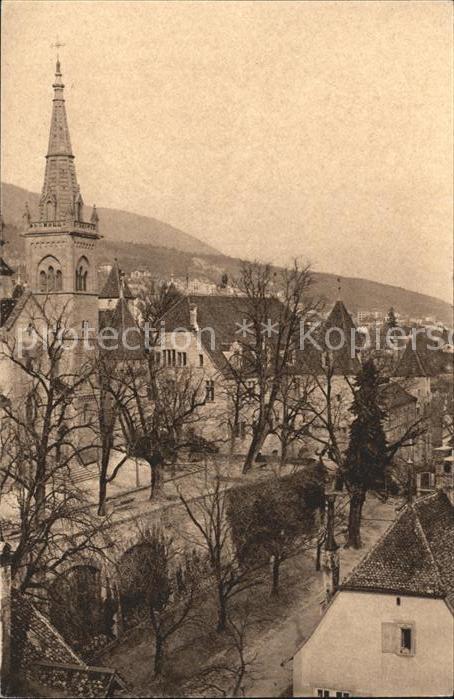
left=337, top=277, right=342, bottom=301
left=22, top=202, right=31, bottom=229
left=39, top=58, right=80, bottom=223
left=90, top=204, right=99, bottom=230
left=99, top=260, right=134, bottom=300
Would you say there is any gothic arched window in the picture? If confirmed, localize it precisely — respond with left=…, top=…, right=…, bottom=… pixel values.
left=76, top=257, right=89, bottom=292
left=45, top=197, right=56, bottom=221
left=37, top=256, right=62, bottom=294
left=39, top=270, right=47, bottom=292
left=48, top=266, right=55, bottom=292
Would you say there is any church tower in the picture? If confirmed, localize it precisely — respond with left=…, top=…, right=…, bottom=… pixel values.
left=23, top=58, right=100, bottom=334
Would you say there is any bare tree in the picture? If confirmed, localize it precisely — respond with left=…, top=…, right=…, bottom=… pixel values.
left=117, top=525, right=199, bottom=676
left=185, top=607, right=258, bottom=697
left=95, top=353, right=211, bottom=506
left=0, top=299, right=109, bottom=598
left=178, top=475, right=260, bottom=632
left=136, top=278, right=182, bottom=328
left=223, top=260, right=318, bottom=473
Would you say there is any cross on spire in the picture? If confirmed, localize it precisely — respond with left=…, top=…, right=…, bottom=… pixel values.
left=337, top=277, right=342, bottom=300
left=51, top=36, right=65, bottom=59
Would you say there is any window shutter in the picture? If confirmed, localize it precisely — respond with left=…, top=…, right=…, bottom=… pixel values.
left=382, top=622, right=397, bottom=653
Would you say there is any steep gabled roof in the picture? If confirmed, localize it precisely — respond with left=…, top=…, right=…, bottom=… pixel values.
left=99, top=261, right=135, bottom=300
left=0, top=298, right=17, bottom=327
left=98, top=297, right=144, bottom=360
left=379, top=381, right=417, bottom=410
left=160, top=293, right=286, bottom=374
left=394, top=332, right=454, bottom=378
left=0, top=290, right=37, bottom=331
left=341, top=491, right=454, bottom=606
left=321, top=300, right=361, bottom=375
left=0, top=257, right=14, bottom=276
left=11, top=591, right=126, bottom=697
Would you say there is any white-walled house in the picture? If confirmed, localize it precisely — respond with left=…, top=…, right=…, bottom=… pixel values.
left=293, top=490, right=454, bottom=697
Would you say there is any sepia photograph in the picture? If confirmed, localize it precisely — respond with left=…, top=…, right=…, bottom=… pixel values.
left=0, top=1, right=453, bottom=697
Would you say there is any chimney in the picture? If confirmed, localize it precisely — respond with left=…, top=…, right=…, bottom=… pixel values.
left=189, top=303, right=198, bottom=331
left=0, top=541, right=13, bottom=695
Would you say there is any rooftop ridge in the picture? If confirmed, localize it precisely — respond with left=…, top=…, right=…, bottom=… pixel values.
left=413, top=502, right=446, bottom=594
left=341, top=491, right=453, bottom=599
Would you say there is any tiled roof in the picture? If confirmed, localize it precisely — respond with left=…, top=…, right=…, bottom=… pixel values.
left=161, top=294, right=286, bottom=373
left=379, top=381, right=417, bottom=410
left=320, top=300, right=361, bottom=374
left=0, top=290, right=35, bottom=331
left=341, top=491, right=454, bottom=606
left=297, top=300, right=361, bottom=376
left=98, top=298, right=144, bottom=360
left=11, top=591, right=126, bottom=697
left=161, top=295, right=362, bottom=378
left=394, top=333, right=454, bottom=378
left=0, top=298, right=17, bottom=326
left=99, top=261, right=134, bottom=300
left=0, top=257, right=14, bottom=276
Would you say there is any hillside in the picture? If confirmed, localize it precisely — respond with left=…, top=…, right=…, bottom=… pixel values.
left=1, top=183, right=452, bottom=326
left=1, top=182, right=219, bottom=256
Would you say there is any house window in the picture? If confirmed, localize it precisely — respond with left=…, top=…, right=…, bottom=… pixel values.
left=199, top=354, right=204, bottom=367
left=315, top=691, right=349, bottom=698
left=400, top=626, right=413, bottom=655
left=153, top=351, right=161, bottom=365
left=164, top=349, right=176, bottom=367
left=205, top=380, right=215, bottom=402
left=382, top=622, right=415, bottom=656
left=177, top=352, right=187, bottom=367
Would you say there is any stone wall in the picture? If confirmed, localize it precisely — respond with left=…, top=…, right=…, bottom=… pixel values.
left=32, top=661, right=118, bottom=698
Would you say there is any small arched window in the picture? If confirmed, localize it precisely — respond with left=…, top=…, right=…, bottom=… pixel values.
left=39, top=270, right=47, bottom=292
left=46, top=198, right=56, bottom=221
left=56, top=269, right=63, bottom=291
left=76, top=257, right=89, bottom=292
left=48, top=266, right=55, bottom=292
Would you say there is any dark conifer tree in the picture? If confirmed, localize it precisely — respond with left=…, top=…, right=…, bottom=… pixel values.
left=344, top=359, right=388, bottom=548
left=386, top=306, right=398, bottom=329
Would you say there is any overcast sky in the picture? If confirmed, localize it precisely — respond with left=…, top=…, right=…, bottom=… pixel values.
left=1, top=1, right=452, bottom=302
